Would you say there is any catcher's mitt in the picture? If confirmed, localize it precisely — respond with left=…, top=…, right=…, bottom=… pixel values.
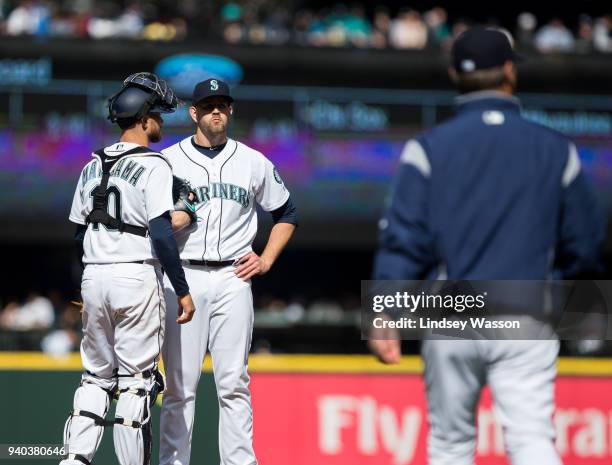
left=172, top=176, right=197, bottom=223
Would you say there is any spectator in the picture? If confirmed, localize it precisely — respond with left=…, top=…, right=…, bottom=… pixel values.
left=535, top=18, right=575, bottom=53
left=86, top=1, right=118, bottom=38
left=87, top=1, right=143, bottom=39
left=424, top=6, right=451, bottom=47
left=342, top=3, right=372, bottom=48
left=142, top=17, right=187, bottom=42
left=371, top=6, right=390, bottom=48
left=0, top=293, right=54, bottom=331
left=575, top=15, right=595, bottom=54
left=41, top=302, right=81, bottom=356
left=221, top=1, right=242, bottom=23
left=307, top=9, right=329, bottom=47
left=389, top=8, right=428, bottom=49
left=177, top=0, right=213, bottom=39
left=516, top=11, right=537, bottom=50
left=0, top=301, right=20, bottom=329
left=6, top=0, right=50, bottom=36
left=242, top=5, right=263, bottom=44
left=262, top=7, right=291, bottom=45
left=306, top=299, right=344, bottom=324
left=593, top=15, right=612, bottom=52
left=114, top=2, right=143, bottom=38
left=451, top=17, right=471, bottom=41
left=321, top=4, right=352, bottom=47
left=0, top=0, right=8, bottom=32
left=221, top=1, right=244, bottom=43
left=284, top=298, right=306, bottom=323
left=292, top=8, right=314, bottom=46
left=48, top=5, right=79, bottom=37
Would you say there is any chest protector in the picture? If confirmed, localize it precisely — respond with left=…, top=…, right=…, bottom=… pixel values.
left=86, top=146, right=164, bottom=237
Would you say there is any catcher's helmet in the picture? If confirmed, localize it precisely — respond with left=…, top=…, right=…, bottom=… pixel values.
left=108, top=72, right=178, bottom=125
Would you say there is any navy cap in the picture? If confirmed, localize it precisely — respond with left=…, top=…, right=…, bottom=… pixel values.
left=452, top=27, right=522, bottom=74
left=192, top=78, right=234, bottom=105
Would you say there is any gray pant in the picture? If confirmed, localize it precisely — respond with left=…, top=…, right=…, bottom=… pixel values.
left=422, top=338, right=562, bottom=465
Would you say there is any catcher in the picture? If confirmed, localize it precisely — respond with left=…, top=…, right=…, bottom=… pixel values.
left=62, top=72, right=197, bottom=465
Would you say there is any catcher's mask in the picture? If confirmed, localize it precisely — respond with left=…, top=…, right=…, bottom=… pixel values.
left=108, top=72, right=178, bottom=125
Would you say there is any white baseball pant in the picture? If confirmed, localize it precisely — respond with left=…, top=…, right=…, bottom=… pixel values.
left=159, top=264, right=256, bottom=465
left=61, top=263, right=165, bottom=465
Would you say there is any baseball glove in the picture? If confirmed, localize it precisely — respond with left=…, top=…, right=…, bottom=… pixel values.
left=172, top=176, right=197, bottom=223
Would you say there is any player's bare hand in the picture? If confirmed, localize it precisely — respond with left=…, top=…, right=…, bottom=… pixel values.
left=234, top=252, right=270, bottom=281
left=368, top=338, right=401, bottom=364
left=171, top=211, right=192, bottom=232
left=177, top=294, right=196, bottom=324
left=368, top=313, right=401, bottom=364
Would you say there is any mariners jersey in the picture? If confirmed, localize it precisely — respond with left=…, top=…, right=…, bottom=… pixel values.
left=162, top=137, right=290, bottom=261
left=69, top=142, right=174, bottom=263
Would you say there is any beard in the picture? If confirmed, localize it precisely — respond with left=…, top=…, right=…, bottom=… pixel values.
left=149, top=128, right=162, bottom=143
left=205, top=119, right=227, bottom=136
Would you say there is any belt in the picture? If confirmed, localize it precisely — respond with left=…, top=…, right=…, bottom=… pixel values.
left=85, top=260, right=158, bottom=266
left=183, top=259, right=235, bottom=268
left=122, top=260, right=160, bottom=265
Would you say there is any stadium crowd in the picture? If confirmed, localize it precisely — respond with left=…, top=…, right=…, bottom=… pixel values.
left=0, top=291, right=361, bottom=354
left=0, top=292, right=82, bottom=354
left=1, top=0, right=612, bottom=53
left=0, top=290, right=609, bottom=357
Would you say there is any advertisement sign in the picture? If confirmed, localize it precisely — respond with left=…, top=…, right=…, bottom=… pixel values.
left=252, top=374, right=612, bottom=465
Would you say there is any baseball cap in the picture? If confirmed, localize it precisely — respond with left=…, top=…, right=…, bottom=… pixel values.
left=451, top=27, right=522, bottom=74
left=192, top=78, right=234, bottom=104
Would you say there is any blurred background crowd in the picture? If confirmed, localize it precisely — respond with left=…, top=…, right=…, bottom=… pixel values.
left=0, top=291, right=362, bottom=355
left=0, top=292, right=82, bottom=354
left=2, top=0, right=612, bottom=53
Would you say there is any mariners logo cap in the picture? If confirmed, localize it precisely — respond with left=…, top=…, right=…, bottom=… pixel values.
left=451, top=26, right=522, bottom=74
left=192, top=78, right=234, bottom=104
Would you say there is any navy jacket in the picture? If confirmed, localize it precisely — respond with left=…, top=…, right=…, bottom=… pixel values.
left=373, top=92, right=606, bottom=281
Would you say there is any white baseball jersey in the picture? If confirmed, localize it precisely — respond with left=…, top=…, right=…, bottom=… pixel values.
left=162, top=137, right=290, bottom=261
left=69, top=142, right=174, bottom=263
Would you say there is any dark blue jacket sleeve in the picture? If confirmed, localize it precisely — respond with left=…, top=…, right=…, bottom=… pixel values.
left=372, top=161, right=436, bottom=280
left=556, top=171, right=607, bottom=277
left=74, top=224, right=87, bottom=270
left=149, top=213, right=190, bottom=296
left=270, top=196, right=298, bottom=226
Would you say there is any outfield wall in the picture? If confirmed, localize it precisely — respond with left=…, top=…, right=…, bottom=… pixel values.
left=3, top=353, right=612, bottom=465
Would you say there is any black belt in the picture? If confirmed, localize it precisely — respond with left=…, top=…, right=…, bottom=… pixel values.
left=184, top=259, right=235, bottom=268
left=85, top=261, right=155, bottom=265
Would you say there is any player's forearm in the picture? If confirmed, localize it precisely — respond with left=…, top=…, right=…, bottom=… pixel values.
left=261, top=223, right=296, bottom=267
left=74, top=224, right=87, bottom=270
left=149, top=213, right=190, bottom=296
left=171, top=211, right=191, bottom=232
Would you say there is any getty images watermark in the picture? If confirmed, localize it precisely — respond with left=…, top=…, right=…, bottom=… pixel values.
left=369, top=289, right=517, bottom=332
left=361, top=281, right=612, bottom=340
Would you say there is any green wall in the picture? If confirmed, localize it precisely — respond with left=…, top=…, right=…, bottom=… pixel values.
left=3, top=371, right=220, bottom=465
